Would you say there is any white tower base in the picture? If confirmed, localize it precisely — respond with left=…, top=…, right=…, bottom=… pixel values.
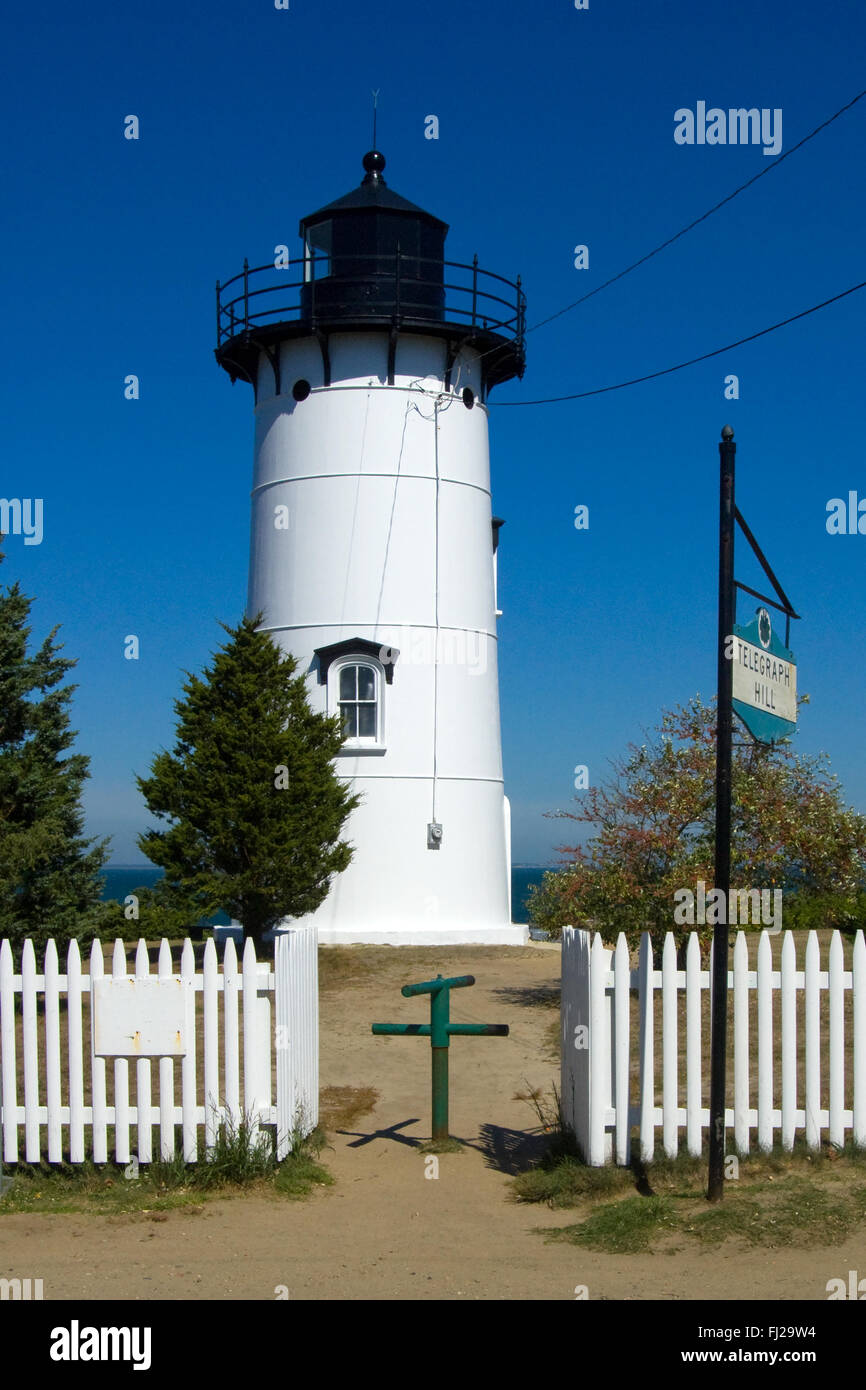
left=298, top=922, right=529, bottom=947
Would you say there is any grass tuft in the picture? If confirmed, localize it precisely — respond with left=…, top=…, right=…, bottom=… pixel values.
left=181, top=1108, right=276, bottom=1190
left=514, top=1155, right=632, bottom=1207
left=547, top=1195, right=678, bottom=1253
left=0, top=1110, right=333, bottom=1214
left=513, top=1136, right=866, bottom=1254
left=418, top=1137, right=464, bottom=1155
left=274, top=1126, right=333, bottom=1198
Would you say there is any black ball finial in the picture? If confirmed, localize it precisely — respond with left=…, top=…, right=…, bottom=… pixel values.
left=362, top=149, right=386, bottom=184
left=721, top=424, right=735, bottom=441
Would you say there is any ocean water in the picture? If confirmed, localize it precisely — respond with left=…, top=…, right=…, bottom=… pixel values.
left=102, top=865, right=552, bottom=925
left=511, top=866, right=548, bottom=922
left=100, top=868, right=230, bottom=926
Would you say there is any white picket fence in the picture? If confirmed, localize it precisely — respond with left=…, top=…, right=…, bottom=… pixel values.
left=0, top=928, right=318, bottom=1166
left=561, top=926, right=866, bottom=1165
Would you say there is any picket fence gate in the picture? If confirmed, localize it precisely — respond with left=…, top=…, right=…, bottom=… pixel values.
left=561, top=926, right=866, bottom=1166
left=0, top=928, right=318, bottom=1166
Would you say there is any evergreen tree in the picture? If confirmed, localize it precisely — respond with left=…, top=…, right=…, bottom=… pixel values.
left=0, top=543, right=112, bottom=948
left=136, top=615, right=360, bottom=941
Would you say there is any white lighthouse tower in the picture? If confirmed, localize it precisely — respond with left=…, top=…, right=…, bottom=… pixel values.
left=215, top=149, right=527, bottom=944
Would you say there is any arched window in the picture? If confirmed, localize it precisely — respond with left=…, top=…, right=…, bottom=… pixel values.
left=315, top=637, right=395, bottom=755
left=338, top=662, right=378, bottom=741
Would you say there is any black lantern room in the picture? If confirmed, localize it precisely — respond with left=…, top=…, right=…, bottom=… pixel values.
left=215, top=151, right=525, bottom=396
left=300, top=150, right=447, bottom=322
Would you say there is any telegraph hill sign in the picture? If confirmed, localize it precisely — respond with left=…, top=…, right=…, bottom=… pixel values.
left=730, top=607, right=797, bottom=743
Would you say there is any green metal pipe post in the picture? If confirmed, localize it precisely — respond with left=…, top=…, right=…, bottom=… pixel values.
left=431, top=1046, right=449, bottom=1141
left=402, top=975, right=474, bottom=997
left=372, top=974, right=508, bottom=1142
left=430, top=978, right=450, bottom=1139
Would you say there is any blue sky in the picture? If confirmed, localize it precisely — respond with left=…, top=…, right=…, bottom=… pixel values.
left=1, top=0, right=864, bottom=865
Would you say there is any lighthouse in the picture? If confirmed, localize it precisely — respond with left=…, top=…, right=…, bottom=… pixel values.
left=215, top=149, right=527, bottom=944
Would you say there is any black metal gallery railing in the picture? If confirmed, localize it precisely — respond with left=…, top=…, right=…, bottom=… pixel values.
left=215, top=252, right=526, bottom=359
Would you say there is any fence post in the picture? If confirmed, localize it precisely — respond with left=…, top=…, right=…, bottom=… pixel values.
left=90, top=941, right=107, bottom=1163
left=829, top=930, right=844, bottom=1149
left=805, top=931, right=820, bottom=1149
left=589, top=934, right=611, bottom=1165
left=22, top=940, right=39, bottom=1162
left=733, top=931, right=749, bottom=1154
left=223, top=937, right=240, bottom=1132
left=180, top=938, right=198, bottom=1163
left=560, top=928, right=574, bottom=1139
left=135, top=939, right=153, bottom=1165
left=686, top=932, right=702, bottom=1157
left=613, top=933, right=631, bottom=1166
left=158, top=939, right=175, bottom=1160
left=637, top=932, right=655, bottom=1162
left=781, top=930, right=796, bottom=1151
left=854, top=930, right=866, bottom=1148
left=757, top=931, right=773, bottom=1152
left=242, top=938, right=262, bottom=1144
left=0, top=941, right=16, bottom=1166
left=275, top=926, right=319, bottom=1159
left=67, top=941, right=85, bottom=1164
left=203, top=937, right=219, bottom=1153
left=662, top=933, right=678, bottom=1158
left=561, top=928, right=590, bottom=1160
left=112, top=939, right=131, bottom=1165
left=256, top=964, right=273, bottom=1116
left=45, top=941, right=62, bottom=1163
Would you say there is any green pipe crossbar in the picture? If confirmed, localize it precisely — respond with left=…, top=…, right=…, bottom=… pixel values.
left=372, top=974, right=509, bottom=1141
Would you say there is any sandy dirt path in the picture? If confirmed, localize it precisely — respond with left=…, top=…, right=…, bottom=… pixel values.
left=2, top=944, right=863, bottom=1300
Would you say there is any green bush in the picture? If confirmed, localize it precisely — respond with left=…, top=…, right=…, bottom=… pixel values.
left=529, top=874, right=866, bottom=951
left=780, top=891, right=866, bottom=935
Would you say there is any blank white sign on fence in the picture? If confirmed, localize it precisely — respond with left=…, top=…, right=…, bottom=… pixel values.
left=92, top=978, right=192, bottom=1057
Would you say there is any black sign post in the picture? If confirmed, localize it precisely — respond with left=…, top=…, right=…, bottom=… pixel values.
left=708, top=425, right=736, bottom=1202
left=705, top=427, right=802, bottom=1201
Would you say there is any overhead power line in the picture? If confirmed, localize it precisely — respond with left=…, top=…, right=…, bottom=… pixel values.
left=524, top=87, right=866, bottom=337
left=492, top=279, right=866, bottom=407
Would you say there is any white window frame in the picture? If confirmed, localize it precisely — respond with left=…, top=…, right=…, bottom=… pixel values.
left=330, top=656, right=386, bottom=754
left=305, top=220, right=333, bottom=282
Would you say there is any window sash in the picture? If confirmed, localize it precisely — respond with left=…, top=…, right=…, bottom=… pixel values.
left=337, top=663, right=379, bottom=742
